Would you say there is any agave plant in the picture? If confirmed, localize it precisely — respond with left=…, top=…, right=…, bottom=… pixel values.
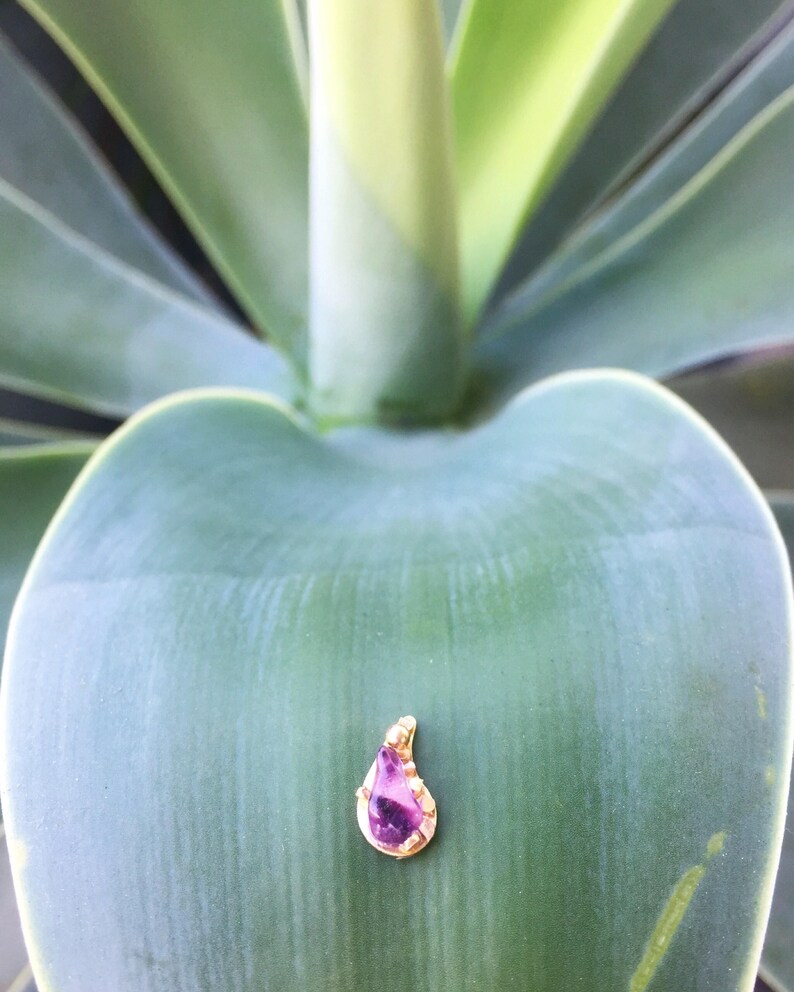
left=0, top=0, right=793, bottom=989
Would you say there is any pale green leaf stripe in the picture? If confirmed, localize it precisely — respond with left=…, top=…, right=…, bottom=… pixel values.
left=472, top=87, right=794, bottom=411
left=19, top=0, right=309, bottom=361
left=0, top=30, right=215, bottom=308
left=761, top=493, right=794, bottom=992
left=0, top=179, right=294, bottom=417
left=496, top=0, right=791, bottom=299
left=0, top=443, right=93, bottom=660
left=451, top=0, right=677, bottom=323
left=494, top=16, right=794, bottom=327
left=308, top=0, right=463, bottom=422
left=1, top=372, right=791, bottom=990
left=6, top=963, right=35, bottom=992
left=0, top=418, right=102, bottom=447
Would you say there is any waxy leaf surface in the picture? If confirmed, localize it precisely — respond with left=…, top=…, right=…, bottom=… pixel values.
left=1, top=372, right=791, bottom=991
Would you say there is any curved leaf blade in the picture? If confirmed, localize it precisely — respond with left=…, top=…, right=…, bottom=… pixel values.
left=496, top=0, right=792, bottom=300
left=0, top=30, right=213, bottom=307
left=19, top=0, right=309, bottom=358
left=451, top=0, right=677, bottom=322
left=0, top=180, right=294, bottom=417
left=496, top=18, right=794, bottom=327
left=1, top=373, right=791, bottom=990
left=473, top=88, right=794, bottom=410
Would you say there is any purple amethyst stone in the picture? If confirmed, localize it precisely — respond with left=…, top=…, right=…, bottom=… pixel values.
left=368, top=745, right=424, bottom=846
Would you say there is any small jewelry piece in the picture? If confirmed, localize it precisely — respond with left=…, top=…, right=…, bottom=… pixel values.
left=355, top=715, right=437, bottom=858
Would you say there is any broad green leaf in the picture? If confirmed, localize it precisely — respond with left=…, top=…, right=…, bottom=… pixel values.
left=20, top=0, right=309, bottom=359
left=496, top=0, right=793, bottom=300
left=308, top=0, right=462, bottom=422
left=2, top=372, right=791, bottom=991
left=0, top=31, right=213, bottom=307
left=473, top=88, right=794, bottom=411
left=0, top=443, right=92, bottom=658
left=761, top=494, right=794, bottom=992
left=0, top=179, right=294, bottom=417
left=671, top=354, right=794, bottom=492
left=451, top=0, right=677, bottom=322
left=496, top=19, right=794, bottom=327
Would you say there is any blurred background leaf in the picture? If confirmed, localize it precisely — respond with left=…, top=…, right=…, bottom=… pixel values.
left=451, top=0, right=677, bottom=322
left=17, top=0, right=310, bottom=361
left=473, top=89, right=794, bottom=410
left=495, top=0, right=794, bottom=302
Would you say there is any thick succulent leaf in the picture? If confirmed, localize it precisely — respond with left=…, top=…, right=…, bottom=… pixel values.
left=0, top=31, right=213, bottom=307
left=671, top=354, right=794, bottom=492
left=308, top=0, right=462, bottom=422
left=0, top=443, right=92, bottom=658
left=498, top=19, right=794, bottom=324
left=19, top=0, right=309, bottom=359
left=497, top=0, right=793, bottom=300
left=0, top=180, right=294, bottom=417
left=451, top=0, right=677, bottom=322
left=473, top=88, right=794, bottom=411
left=1, top=372, right=791, bottom=991
left=761, top=494, right=794, bottom=992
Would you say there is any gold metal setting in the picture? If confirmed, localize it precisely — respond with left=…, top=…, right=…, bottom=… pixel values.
left=356, top=715, right=437, bottom=859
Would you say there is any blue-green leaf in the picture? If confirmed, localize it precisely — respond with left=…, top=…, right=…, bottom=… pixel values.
left=1, top=372, right=790, bottom=990
left=0, top=180, right=294, bottom=417
left=0, top=30, right=214, bottom=307
left=474, top=88, right=794, bottom=409
left=497, top=0, right=792, bottom=299
left=20, top=0, right=309, bottom=359
left=496, top=18, right=794, bottom=326
left=451, top=0, right=678, bottom=322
